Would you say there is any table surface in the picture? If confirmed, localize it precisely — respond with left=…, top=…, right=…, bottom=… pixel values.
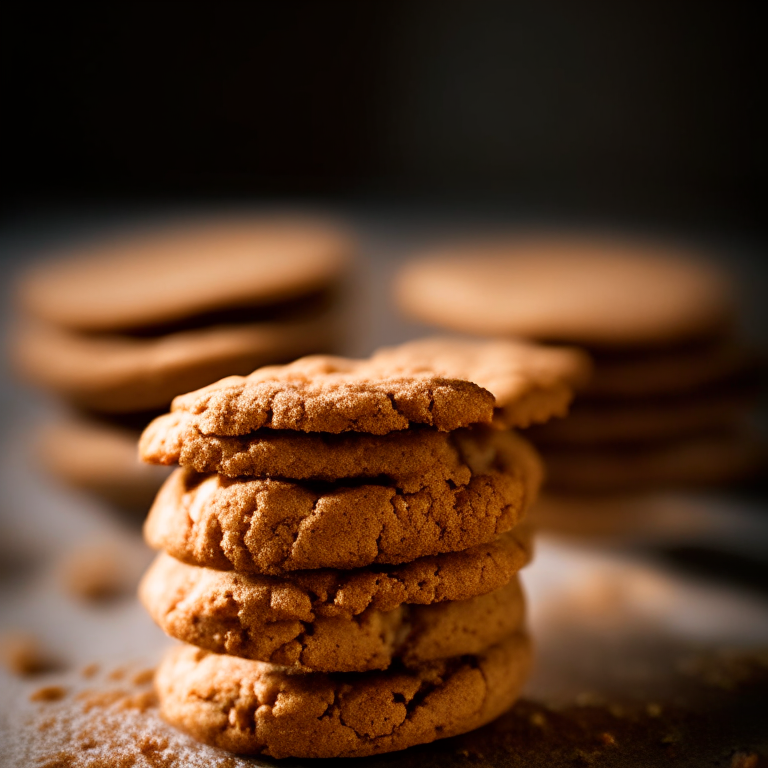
left=1, top=208, right=767, bottom=767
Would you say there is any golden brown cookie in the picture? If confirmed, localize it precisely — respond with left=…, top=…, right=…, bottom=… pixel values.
left=146, top=353, right=496, bottom=437
left=18, top=217, right=353, bottom=333
left=144, top=429, right=542, bottom=571
left=527, top=387, right=752, bottom=446
left=370, top=336, right=592, bottom=427
left=36, top=417, right=170, bottom=509
left=145, top=522, right=531, bottom=620
left=542, top=430, right=764, bottom=493
left=396, top=235, right=733, bottom=349
left=141, top=557, right=525, bottom=671
left=586, top=340, right=755, bottom=398
left=155, top=632, right=531, bottom=758
left=13, top=311, right=340, bottom=413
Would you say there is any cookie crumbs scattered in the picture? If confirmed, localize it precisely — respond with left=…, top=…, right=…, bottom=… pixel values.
left=81, top=663, right=100, bottom=679
left=0, top=631, right=57, bottom=675
left=107, top=666, right=126, bottom=681
left=30, top=685, right=68, bottom=702
left=731, top=752, right=760, bottom=768
left=599, top=732, right=616, bottom=746
left=132, top=668, right=155, bottom=686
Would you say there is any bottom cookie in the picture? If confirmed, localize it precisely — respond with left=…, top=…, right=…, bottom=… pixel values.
left=155, top=633, right=532, bottom=758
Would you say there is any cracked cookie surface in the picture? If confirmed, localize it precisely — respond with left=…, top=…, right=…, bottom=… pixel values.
left=370, top=336, right=591, bottom=427
left=155, top=632, right=532, bottom=758
left=141, top=559, right=525, bottom=671
left=144, top=428, right=541, bottom=572
left=149, top=353, right=496, bottom=437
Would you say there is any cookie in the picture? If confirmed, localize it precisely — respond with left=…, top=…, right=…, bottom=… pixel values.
left=141, top=557, right=525, bottom=671
left=396, top=235, right=733, bottom=349
left=370, top=336, right=592, bottom=427
left=144, top=429, right=542, bottom=571
left=149, top=353, right=496, bottom=437
left=141, top=413, right=473, bottom=481
left=542, top=430, right=764, bottom=493
left=586, top=341, right=755, bottom=398
left=36, top=417, right=170, bottom=509
left=18, top=217, right=353, bottom=333
left=13, top=311, right=339, bottom=413
left=155, top=632, right=531, bottom=758
left=527, top=386, right=752, bottom=446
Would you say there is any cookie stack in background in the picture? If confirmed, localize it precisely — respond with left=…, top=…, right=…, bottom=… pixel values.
left=396, top=234, right=763, bottom=505
left=136, top=339, right=586, bottom=758
left=11, top=216, right=354, bottom=510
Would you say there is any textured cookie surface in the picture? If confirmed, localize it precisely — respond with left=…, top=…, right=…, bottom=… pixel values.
left=370, top=336, right=592, bottom=427
left=37, top=417, right=170, bottom=509
left=144, top=429, right=542, bottom=571
left=13, top=312, right=338, bottom=413
left=148, top=354, right=495, bottom=436
left=141, top=414, right=474, bottom=482
left=141, top=558, right=525, bottom=671
left=155, top=633, right=532, bottom=758
left=145, top=522, right=531, bottom=620
left=396, top=235, right=733, bottom=349
left=18, top=217, right=353, bottom=332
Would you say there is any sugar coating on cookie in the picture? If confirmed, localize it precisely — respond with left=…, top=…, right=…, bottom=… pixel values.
left=141, top=559, right=526, bottom=671
left=19, top=217, right=354, bottom=333
left=155, top=633, right=532, bottom=758
left=370, top=336, right=592, bottom=427
left=143, top=429, right=542, bottom=572
left=396, top=236, right=734, bottom=349
left=157, top=354, right=496, bottom=436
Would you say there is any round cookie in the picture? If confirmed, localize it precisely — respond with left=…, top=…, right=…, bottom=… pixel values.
left=13, top=311, right=340, bottom=413
left=145, top=522, right=532, bottom=618
left=141, top=413, right=475, bottom=482
left=141, top=558, right=525, bottom=672
left=37, top=417, right=170, bottom=509
left=144, top=429, right=542, bottom=572
left=155, top=354, right=496, bottom=437
left=18, top=217, right=353, bottom=333
left=527, top=387, right=752, bottom=446
left=370, top=336, right=592, bottom=427
left=542, top=430, right=764, bottom=493
left=586, top=341, right=755, bottom=398
left=396, top=235, right=733, bottom=349
left=155, top=633, right=532, bottom=758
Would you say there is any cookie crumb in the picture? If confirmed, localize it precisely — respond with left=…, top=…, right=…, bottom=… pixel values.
left=30, top=685, right=68, bottom=702
left=529, top=711, right=547, bottom=727
left=132, top=668, right=155, bottom=686
left=0, top=631, right=57, bottom=675
left=81, top=663, right=100, bottom=679
left=599, top=732, right=616, bottom=746
left=107, top=666, right=126, bottom=681
left=731, top=752, right=759, bottom=768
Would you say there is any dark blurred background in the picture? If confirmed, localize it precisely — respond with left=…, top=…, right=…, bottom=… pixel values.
left=2, top=2, right=766, bottom=234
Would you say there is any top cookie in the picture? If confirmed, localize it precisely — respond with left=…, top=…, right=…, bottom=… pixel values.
left=18, top=217, right=353, bottom=333
left=396, top=235, right=734, bottom=349
left=370, top=337, right=591, bottom=427
left=158, top=354, right=496, bottom=436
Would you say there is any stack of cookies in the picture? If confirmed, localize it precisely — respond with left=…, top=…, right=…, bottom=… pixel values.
left=396, top=235, right=762, bottom=494
left=137, top=338, right=586, bottom=758
left=12, top=216, right=353, bottom=508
